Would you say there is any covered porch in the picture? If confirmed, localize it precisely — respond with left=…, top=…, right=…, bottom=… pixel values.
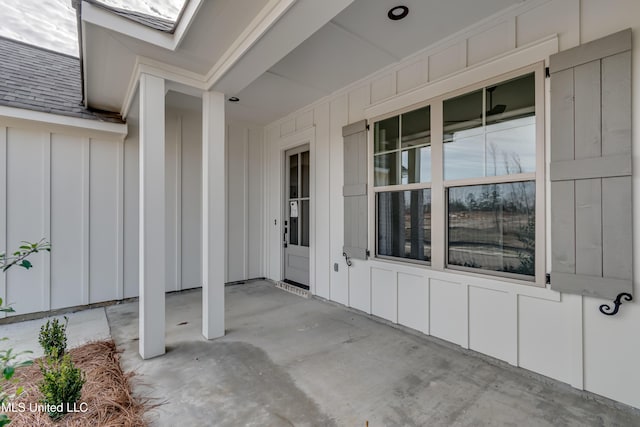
left=105, top=281, right=640, bottom=426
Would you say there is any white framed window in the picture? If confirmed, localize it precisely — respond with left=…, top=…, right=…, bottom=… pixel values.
left=373, top=106, right=432, bottom=263
left=371, top=63, right=545, bottom=285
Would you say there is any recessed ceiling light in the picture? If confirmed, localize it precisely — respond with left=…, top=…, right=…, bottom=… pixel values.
left=228, top=97, right=240, bottom=102
left=388, top=5, right=409, bottom=21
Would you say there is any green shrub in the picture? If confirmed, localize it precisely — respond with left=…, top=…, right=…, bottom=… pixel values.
left=0, top=340, right=33, bottom=427
left=0, top=239, right=48, bottom=425
left=39, top=354, right=85, bottom=420
left=39, top=317, right=68, bottom=360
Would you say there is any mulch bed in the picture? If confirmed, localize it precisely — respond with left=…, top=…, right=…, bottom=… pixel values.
left=3, top=340, right=151, bottom=426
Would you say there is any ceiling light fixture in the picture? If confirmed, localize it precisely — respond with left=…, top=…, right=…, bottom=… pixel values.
left=228, top=97, right=240, bottom=102
left=388, top=5, right=409, bottom=21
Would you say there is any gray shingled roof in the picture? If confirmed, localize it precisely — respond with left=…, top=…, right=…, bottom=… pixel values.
left=0, top=36, right=123, bottom=123
left=85, top=0, right=177, bottom=33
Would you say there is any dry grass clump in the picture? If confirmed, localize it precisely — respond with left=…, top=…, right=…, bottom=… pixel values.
left=3, top=340, right=151, bottom=426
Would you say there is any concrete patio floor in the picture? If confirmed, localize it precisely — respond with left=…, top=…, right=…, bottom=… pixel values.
left=104, top=280, right=640, bottom=426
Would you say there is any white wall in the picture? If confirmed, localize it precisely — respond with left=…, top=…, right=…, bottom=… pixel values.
left=0, top=120, right=124, bottom=316
left=0, top=104, right=263, bottom=316
left=124, top=107, right=264, bottom=290
left=264, top=0, right=640, bottom=409
left=227, top=123, right=264, bottom=282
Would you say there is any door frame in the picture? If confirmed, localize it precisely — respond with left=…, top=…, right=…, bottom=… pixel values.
left=275, top=127, right=316, bottom=295
left=283, top=143, right=311, bottom=288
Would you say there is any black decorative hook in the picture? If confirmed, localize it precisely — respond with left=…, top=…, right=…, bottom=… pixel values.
left=599, top=293, right=633, bottom=316
left=343, top=252, right=352, bottom=267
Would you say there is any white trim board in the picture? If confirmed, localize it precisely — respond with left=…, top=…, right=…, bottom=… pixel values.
left=0, top=106, right=127, bottom=138
left=365, top=36, right=559, bottom=119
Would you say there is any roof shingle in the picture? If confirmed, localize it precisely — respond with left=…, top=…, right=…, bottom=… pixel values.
left=85, top=0, right=176, bottom=33
left=0, top=36, right=123, bottom=123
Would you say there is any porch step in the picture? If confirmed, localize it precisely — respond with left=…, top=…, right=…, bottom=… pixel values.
left=275, top=281, right=310, bottom=298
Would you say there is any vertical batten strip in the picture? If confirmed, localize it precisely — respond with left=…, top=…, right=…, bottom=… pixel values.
left=176, top=116, right=183, bottom=290
left=243, top=128, right=250, bottom=281
left=508, top=292, right=519, bottom=366
left=462, top=284, right=470, bottom=349
left=0, top=127, right=6, bottom=318
left=116, top=139, right=124, bottom=300
left=42, top=132, right=51, bottom=311
left=568, top=293, right=584, bottom=389
left=82, top=139, right=90, bottom=305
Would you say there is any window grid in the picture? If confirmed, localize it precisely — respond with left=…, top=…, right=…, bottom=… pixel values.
left=370, top=65, right=543, bottom=284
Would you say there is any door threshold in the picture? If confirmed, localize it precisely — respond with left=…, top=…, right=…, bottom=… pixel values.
left=282, top=279, right=309, bottom=290
left=276, top=281, right=310, bottom=298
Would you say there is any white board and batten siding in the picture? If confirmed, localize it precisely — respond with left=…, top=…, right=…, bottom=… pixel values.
left=264, top=0, right=640, bottom=409
left=0, top=123, right=124, bottom=316
left=1, top=106, right=263, bottom=317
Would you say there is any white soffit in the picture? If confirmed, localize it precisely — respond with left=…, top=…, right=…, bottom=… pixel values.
left=230, top=0, right=526, bottom=124
left=331, top=0, right=524, bottom=60
left=234, top=71, right=326, bottom=124
left=84, top=23, right=137, bottom=112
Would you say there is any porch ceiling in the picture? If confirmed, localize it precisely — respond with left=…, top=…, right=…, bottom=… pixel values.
left=230, top=0, right=526, bottom=125
left=83, top=0, right=526, bottom=124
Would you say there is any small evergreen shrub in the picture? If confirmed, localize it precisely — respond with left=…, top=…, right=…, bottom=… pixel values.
left=39, top=354, right=85, bottom=420
left=39, top=317, right=68, bottom=360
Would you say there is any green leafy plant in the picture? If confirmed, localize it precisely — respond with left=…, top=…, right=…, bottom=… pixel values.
left=39, top=354, right=85, bottom=420
left=0, top=239, right=50, bottom=425
left=0, top=239, right=50, bottom=274
left=39, top=317, right=68, bottom=360
left=0, top=340, right=33, bottom=427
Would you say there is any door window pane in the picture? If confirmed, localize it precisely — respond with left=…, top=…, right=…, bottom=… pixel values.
left=377, top=189, right=431, bottom=261
left=374, top=116, right=399, bottom=153
left=447, top=181, right=535, bottom=277
left=289, top=216, right=298, bottom=246
left=289, top=154, right=298, bottom=198
left=301, top=151, right=310, bottom=198
left=301, top=200, right=309, bottom=247
left=374, top=152, right=399, bottom=186
left=402, top=146, right=431, bottom=184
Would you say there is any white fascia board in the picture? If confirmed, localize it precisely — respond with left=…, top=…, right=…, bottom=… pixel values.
left=204, top=0, right=297, bottom=88
left=82, top=2, right=174, bottom=49
left=81, top=19, right=89, bottom=108
left=0, top=106, right=128, bottom=136
left=120, top=0, right=296, bottom=117
left=121, top=57, right=207, bottom=118
left=172, top=0, right=206, bottom=49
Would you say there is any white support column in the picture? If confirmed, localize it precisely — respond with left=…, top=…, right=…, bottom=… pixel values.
left=139, top=73, right=166, bottom=359
left=202, top=90, right=226, bottom=339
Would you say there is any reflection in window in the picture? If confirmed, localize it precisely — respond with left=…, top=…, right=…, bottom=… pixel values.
left=301, top=151, right=310, bottom=197
left=301, top=200, right=309, bottom=247
left=374, top=152, right=399, bottom=186
left=447, top=181, right=535, bottom=277
left=377, top=189, right=431, bottom=261
left=374, top=116, right=399, bottom=153
left=401, top=146, right=431, bottom=184
left=444, top=73, right=535, bottom=181
left=289, top=154, right=298, bottom=198
left=374, top=106, right=431, bottom=186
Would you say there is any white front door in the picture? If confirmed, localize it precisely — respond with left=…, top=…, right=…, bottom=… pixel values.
left=283, top=145, right=310, bottom=288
